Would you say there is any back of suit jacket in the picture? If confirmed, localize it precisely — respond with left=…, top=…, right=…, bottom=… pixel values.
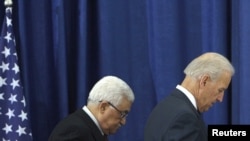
left=49, top=109, right=105, bottom=141
left=144, top=89, right=207, bottom=141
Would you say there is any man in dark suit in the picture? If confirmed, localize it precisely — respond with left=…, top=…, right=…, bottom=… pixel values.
left=144, top=52, right=235, bottom=141
left=48, top=75, right=135, bottom=141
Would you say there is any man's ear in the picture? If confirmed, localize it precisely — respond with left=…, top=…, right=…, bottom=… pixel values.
left=99, top=101, right=108, bottom=112
left=199, top=74, right=210, bottom=87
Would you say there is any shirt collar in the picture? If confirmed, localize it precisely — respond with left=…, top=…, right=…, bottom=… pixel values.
left=82, top=105, right=104, bottom=135
left=176, top=84, right=197, bottom=110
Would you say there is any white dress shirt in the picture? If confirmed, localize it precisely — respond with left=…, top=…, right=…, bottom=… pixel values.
left=176, top=84, right=197, bottom=110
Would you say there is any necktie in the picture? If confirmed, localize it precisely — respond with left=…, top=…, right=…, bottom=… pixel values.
left=104, top=134, right=108, bottom=141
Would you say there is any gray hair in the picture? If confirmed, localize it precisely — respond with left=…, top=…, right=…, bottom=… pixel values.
left=87, top=75, right=135, bottom=106
left=184, top=52, right=235, bottom=80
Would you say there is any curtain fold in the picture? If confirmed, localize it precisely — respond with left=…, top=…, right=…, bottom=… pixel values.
left=231, top=0, right=250, bottom=124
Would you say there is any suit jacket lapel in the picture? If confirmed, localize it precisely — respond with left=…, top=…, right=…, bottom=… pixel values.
left=174, top=89, right=208, bottom=136
left=75, top=109, right=105, bottom=141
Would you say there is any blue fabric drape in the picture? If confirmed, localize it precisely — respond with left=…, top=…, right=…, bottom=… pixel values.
left=231, top=0, right=250, bottom=124
left=1, top=0, right=250, bottom=141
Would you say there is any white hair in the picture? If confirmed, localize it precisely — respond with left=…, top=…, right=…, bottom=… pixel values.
left=87, top=75, right=135, bottom=106
left=184, top=52, right=235, bottom=80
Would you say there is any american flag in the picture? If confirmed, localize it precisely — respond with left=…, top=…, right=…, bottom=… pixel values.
left=0, top=6, right=33, bottom=141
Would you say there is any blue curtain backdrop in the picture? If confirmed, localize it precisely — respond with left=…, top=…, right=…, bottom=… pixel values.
left=0, top=0, right=250, bottom=141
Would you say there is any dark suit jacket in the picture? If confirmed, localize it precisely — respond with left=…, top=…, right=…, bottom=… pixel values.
left=144, top=88, right=207, bottom=141
left=48, top=109, right=106, bottom=141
